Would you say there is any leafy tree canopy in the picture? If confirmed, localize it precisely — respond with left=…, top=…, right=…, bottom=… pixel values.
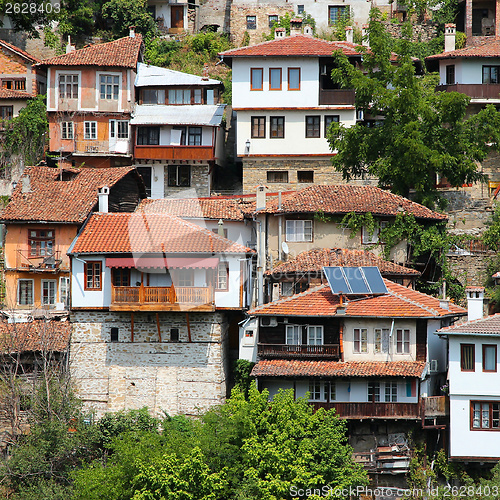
left=327, top=10, right=500, bottom=208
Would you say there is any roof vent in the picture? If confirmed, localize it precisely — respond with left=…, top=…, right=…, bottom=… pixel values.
left=303, top=25, right=313, bottom=36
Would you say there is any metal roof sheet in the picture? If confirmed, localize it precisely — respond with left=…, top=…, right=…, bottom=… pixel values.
left=135, top=62, right=221, bottom=87
left=130, top=104, right=225, bottom=126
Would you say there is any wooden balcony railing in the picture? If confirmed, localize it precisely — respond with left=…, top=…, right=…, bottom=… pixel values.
left=134, top=145, right=215, bottom=161
left=422, top=396, right=449, bottom=418
left=319, top=89, right=356, bottom=106
left=257, top=343, right=340, bottom=359
left=312, top=401, right=421, bottom=419
left=436, top=83, right=500, bottom=100
left=110, top=285, right=215, bottom=311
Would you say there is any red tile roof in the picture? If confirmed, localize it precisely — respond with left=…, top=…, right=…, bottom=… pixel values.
left=0, top=166, right=137, bottom=224
left=138, top=197, right=247, bottom=221
left=248, top=279, right=466, bottom=318
left=0, top=39, right=40, bottom=63
left=70, top=212, right=255, bottom=255
left=426, top=39, right=500, bottom=61
left=259, top=185, right=447, bottom=220
left=438, top=313, right=500, bottom=336
left=0, top=320, right=70, bottom=353
left=268, top=248, right=420, bottom=277
left=219, top=35, right=362, bottom=60
left=251, top=360, right=426, bottom=378
left=38, top=35, right=143, bottom=69
left=0, top=88, right=31, bottom=99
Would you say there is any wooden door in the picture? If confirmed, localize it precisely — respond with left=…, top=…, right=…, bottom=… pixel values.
left=171, top=6, right=184, bottom=29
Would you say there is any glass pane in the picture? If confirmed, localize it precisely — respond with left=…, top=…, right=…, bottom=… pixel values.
left=289, top=69, right=300, bottom=89
left=485, top=346, right=496, bottom=370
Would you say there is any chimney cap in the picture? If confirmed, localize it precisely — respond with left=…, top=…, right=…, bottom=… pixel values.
left=129, top=26, right=136, bottom=38
left=445, top=23, right=456, bottom=28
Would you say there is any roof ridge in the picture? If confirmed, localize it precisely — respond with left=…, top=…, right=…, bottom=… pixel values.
left=387, top=285, right=441, bottom=317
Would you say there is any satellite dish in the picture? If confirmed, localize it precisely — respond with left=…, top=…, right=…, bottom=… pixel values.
left=282, top=242, right=289, bottom=254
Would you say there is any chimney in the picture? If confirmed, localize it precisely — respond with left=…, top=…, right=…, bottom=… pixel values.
left=362, top=24, right=369, bottom=47
left=466, top=286, right=485, bottom=322
left=303, top=24, right=313, bottom=36
left=444, top=23, right=456, bottom=52
left=274, top=27, right=286, bottom=39
left=65, top=36, right=75, bottom=54
left=218, top=219, right=225, bottom=237
left=21, top=174, right=31, bottom=193
left=256, top=185, right=267, bottom=211
left=345, top=26, right=353, bottom=43
left=202, top=63, right=209, bottom=81
left=98, top=186, right=109, bottom=213
left=290, top=18, right=302, bottom=37
left=129, top=26, right=136, bottom=38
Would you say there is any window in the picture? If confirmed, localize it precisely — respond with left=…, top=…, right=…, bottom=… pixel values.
left=211, top=228, right=228, bottom=238
left=168, top=88, right=191, bottom=104
left=307, top=325, right=323, bottom=345
left=251, top=116, right=266, bottom=138
left=396, top=329, right=410, bottom=354
left=188, top=127, right=202, bottom=146
left=29, top=229, right=54, bottom=257
left=446, top=65, right=455, bottom=85
left=297, top=4, right=304, bottom=14
left=18, top=280, right=33, bottom=305
left=177, top=268, right=194, bottom=287
left=100, top=74, right=119, bottom=99
left=269, top=15, right=279, bottom=28
left=110, top=328, right=119, bottom=342
left=297, top=171, right=314, bottom=183
left=362, top=225, right=379, bottom=244
left=286, top=219, right=313, bottom=242
left=246, top=15, right=256, bottom=29
left=483, top=345, right=497, bottom=372
left=216, top=262, right=229, bottom=291
left=0, top=106, right=13, bottom=120
left=61, top=122, right=74, bottom=140
left=328, top=5, right=348, bottom=25
left=110, top=120, right=129, bottom=139
left=309, top=381, right=322, bottom=401
left=324, top=115, right=339, bottom=136
left=84, top=121, right=97, bottom=140
left=59, top=277, right=70, bottom=306
left=483, top=66, right=500, bottom=84
left=168, top=165, right=191, bottom=187
left=137, top=127, right=160, bottom=145
left=142, top=88, right=165, bottom=104
left=137, top=166, right=152, bottom=197
left=59, top=74, right=78, bottom=99
left=306, top=116, right=320, bottom=138
left=84, top=261, right=102, bottom=290
left=281, top=282, right=294, bottom=297
left=471, top=401, right=500, bottom=430
left=368, top=381, right=380, bottom=402
left=267, top=170, right=288, bottom=183
left=354, top=328, right=368, bottom=353
left=461, top=343, right=475, bottom=371
left=193, top=88, right=202, bottom=104
left=286, top=325, right=301, bottom=345
left=288, top=68, right=300, bottom=90
left=2, top=79, right=25, bottom=90
left=385, top=381, right=398, bottom=402
left=41, top=280, right=56, bottom=306
left=269, top=68, right=282, bottom=90
left=170, top=328, right=179, bottom=342
left=112, top=268, right=130, bottom=287
left=251, top=68, right=263, bottom=90
left=308, top=380, right=335, bottom=402
left=270, top=116, right=284, bottom=138
left=374, top=328, right=390, bottom=353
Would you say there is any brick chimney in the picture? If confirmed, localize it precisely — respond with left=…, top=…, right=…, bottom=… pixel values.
left=98, top=186, right=109, bottom=213
left=444, top=24, right=456, bottom=52
left=466, top=286, right=485, bottom=321
left=290, top=18, right=302, bottom=36
left=274, top=27, right=286, bottom=39
left=345, top=26, right=353, bottom=43
left=65, top=36, right=75, bottom=54
left=129, top=26, right=136, bottom=38
left=362, top=24, right=369, bottom=47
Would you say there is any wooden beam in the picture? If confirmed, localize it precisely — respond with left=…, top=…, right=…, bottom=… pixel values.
left=131, top=312, right=134, bottom=342
left=186, top=312, right=192, bottom=342
left=156, top=313, right=161, bottom=342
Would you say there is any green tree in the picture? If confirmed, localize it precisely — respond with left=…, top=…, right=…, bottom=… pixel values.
left=101, top=0, right=157, bottom=39
left=327, top=11, right=500, bottom=208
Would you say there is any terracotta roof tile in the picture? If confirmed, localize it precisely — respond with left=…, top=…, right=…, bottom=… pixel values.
left=0, top=88, right=32, bottom=99
left=426, top=39, right=500, bottom=60
left=248, top=279, right=466, bottom=318
left=0, top=39, right=40, bottom=63
left=219, top=35, right=362, bottom=59
left=71, top=212, right=255, bottom=255
left=0, top=320, right=70, bottom=353
left=438, top=313, right=500, bottom=335
left=259, top=185, right=447, bottom=220
left=38, top=35, right=143, bottom=69
left=251, top=360, right=426, bottom=378
left=268, top=248, right=420, bottom=277
left=0, top=166, right=136, bottom=224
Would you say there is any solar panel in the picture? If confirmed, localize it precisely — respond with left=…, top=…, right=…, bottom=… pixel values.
left=323, top=266, right=388, bottom=295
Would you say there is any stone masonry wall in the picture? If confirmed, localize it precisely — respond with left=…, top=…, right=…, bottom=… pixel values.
left=198, top=0, right=231, bottom=32
left=164, top=164, right=211, bottom=198
left=242, top=158, right=378, bottom=193
left=382, top=21, right=438, bottom=43
left=230, top=5, right=294, bottom=46
left=70, top=310, right=229, bottom=418
left=447, top=252, right=495, bottom=287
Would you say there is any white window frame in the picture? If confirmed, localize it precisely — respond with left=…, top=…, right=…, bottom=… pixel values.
left=59, top=276, right=70, bottom=306
left=18, top=279, right=34, bottom=306
left=307, top=325, right=324, bottom=345
left=110, top=119, right=129, bottom=139
left=285, top=219, right=313, bottom=242
left=58, top=73, right=79, bottom=99
left=41, top=280, right=56, bottom=306
left=286, top=324, right=301, bottom=345
left=84, top=121, right=97, bottom=140
left=374, top=328, right=390, bottom=354
left=396, top=329, right=410, bottom=354
left=353, top=328, right=368, bottom=353
left=99, top=73, right=120, bottom=100
left=384, top=381, right=398, bottom=402
left=368, top=381, right=380, bottom=402
left=61, top=121, right=74, bottom=140
left=308, top=380, right=336, bottom=402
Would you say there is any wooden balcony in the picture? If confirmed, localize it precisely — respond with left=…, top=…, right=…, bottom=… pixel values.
left=110, top=285, right=215, bottom=311
left=436, top=84, right=500, bottom=100
left=134, top=145, right=215, bottom=161
left=258, top=343, right=340, bottom=359
left=73, top=140, right=131, bottom=156
left=15, top=250, right=64, bottom=272
left=319, top=89, right=356, bottom=106
left=312, top=402, right=421, bottom=419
